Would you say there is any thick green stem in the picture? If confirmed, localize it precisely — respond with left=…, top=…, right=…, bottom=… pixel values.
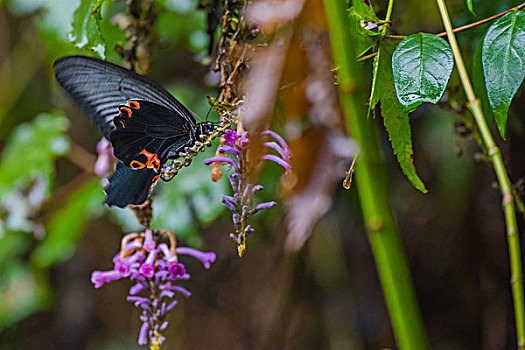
left=436, top=1, right=525, bottom=348
left=322, top=0, right=429, bottom=349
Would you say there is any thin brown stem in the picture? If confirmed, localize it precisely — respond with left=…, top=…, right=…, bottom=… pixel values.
left=386, top=1, right=525, bottom=40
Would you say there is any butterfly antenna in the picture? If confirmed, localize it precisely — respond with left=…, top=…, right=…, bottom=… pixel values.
left=205, top=92, right=221, bottom=122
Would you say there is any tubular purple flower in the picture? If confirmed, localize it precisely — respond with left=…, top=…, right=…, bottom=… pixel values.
left=232, top=213, right=240, bottom=225
left=168, top=263, right=186, bottom=280
left=115, top=261, right=132, bottom=276
left=91, top=270, right=122, bottom=288
left=139, top=250, right=157, bottom=278
left=130, top=283, right=145, bottom=295
left=263, top=141, right=289, bottom=160
left=253, top=201, right=277, bottom=212
left=171, top=285, right=192, bottom=298
left=143, top=229, right=155, bottom=252
left=125, top=240, right=143, bottom=254
left=228, top=173, right=240, bottom=190
left=218, top=145, right=242, bottom=158
left=127, top=296, right=151, bottom=308
left=94, top=154, right=111, bottom=175
left=204, top=156, right=239, bottom=170
left=223, top=129, right=239, bottom=146
left=243, top=183, right=253, bottom=199
left=176, top=247, right=216, bottom=269
left=260, top=154, right=292, bottom=173
left=238, top=132, right=249, bottom=149
left=158, top=243, right=177, bottom=263
left=252, top=184, right=263, bottom=193
left=222, top=196, right=237, bottom=211
left=160, top=290, right=175, bottom=299
left=261, top=130, right=290, bottom=155
left=166, top=300, right=179, bottom=312
left=138, top=322, right=149, bottom=345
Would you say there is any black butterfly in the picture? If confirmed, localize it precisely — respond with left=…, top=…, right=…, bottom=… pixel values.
left=53, top=55, right=215, bottom=208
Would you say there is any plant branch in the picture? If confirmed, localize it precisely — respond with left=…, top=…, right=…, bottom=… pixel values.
left=323, top=0, right=429, bottom=348
left=387, top=1, right=525, bottom=40
left=436, top=0, right=525, bottom=348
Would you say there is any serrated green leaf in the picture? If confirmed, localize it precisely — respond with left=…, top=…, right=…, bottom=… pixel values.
left=472, top=30, right=494, bottom=127
left=91, top=0, right=107, bottom=19
left=0, top=113, right=70, bottom=194
left=370, top=42, right=427, bottom=193
left=482, top=10, right=525, bottom=139
left=348, top=7, right=379, bottom=58
left=32, top=177, right=104, bottom=268
left=351, top=0, right=380, bottom=23
left=69, top=0, right=106, bottom=58
left=392, top=33, right=454, bottom=111
left=466, top=0, right=476, bottom=16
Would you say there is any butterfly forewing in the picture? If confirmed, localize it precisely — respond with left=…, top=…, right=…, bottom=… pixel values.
left=53, top=55, right=196, bottom=138
left=110, top=100, right=196, bottom=169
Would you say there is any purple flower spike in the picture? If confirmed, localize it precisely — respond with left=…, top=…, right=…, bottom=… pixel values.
left=143, top=229, right=155, bottom=252
left=91, top=270, right=122, bottom=288
left=222, top=196, right=237, bottom=211
left=223, top=129, right=239, bottom=146
left=176, top=247, right=216, bottom=269
left=138, top=322, right=149, bottom=345
left=238, top=131, right=249, bottom=149
left=92, top=230, right=217, bottom=348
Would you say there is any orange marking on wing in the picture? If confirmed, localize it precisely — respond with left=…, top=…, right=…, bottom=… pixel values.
left=149, top=174, right=160, bottom=191
left=120, top=106, right=132, bottom=118
left=119, top=120, right=126, bottom=128
left=130, top=160, right=145, bottom=169
left=139, top=149, right=161, bottom=172
left=127, top=100, right=140, bottom=109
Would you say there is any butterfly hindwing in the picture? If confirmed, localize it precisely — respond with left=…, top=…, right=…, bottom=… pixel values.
left=53, top=55, right=196, bottom=139
left=110, top=99, right=196, bottom=170
left=105, top=162, right=160, bottom=208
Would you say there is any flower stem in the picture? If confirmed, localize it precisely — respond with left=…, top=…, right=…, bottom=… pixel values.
left=322, top=0, right=429, bottom=348
left=436, top=0, right=525, bottom=348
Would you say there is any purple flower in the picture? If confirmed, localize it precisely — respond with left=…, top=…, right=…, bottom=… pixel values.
left=90, top=230, right=216, bottom=347
left=94, top=137, right=115, bottom=176
left=223, top=129, right=240, bottom=146
left=91, top=270, right=122, bottom=288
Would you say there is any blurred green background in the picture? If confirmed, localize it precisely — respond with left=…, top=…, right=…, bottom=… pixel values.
left=0, top=0, right=525, bottom=349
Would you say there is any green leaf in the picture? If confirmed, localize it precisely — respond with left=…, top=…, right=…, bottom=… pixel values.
left=392, top=33, right=454, bottom=111
left=69, top=0, right=106, bottom=58
left=32, top=177, right=104, bottom=268
left=466, top=0, right=476, bottom=16
left=482, top=10, right=525, bottom=139
left=472, top=30, right=494, bottom=128
left=351, top=0, right=380, bottom=23
left=370, top=42, right=427, bottom=193
left=0, top=113, right=69, bottom=193
left=91, top=0, right=107, bottom=20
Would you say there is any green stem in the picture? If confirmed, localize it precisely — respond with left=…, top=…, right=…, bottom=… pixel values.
left=322, top=0, right=429, bottom=349
left=385, top=0, right=395, bottom=23
left=436, top=1, right=525, bottom=348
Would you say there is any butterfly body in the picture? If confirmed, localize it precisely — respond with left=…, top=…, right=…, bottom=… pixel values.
left=54, top=55, right=215, bottom=208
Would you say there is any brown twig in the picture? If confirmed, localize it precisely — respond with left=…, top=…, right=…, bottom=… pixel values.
left=386, top=1, right=525, bottom=40
left=66, top=141, right=97, bottom=173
